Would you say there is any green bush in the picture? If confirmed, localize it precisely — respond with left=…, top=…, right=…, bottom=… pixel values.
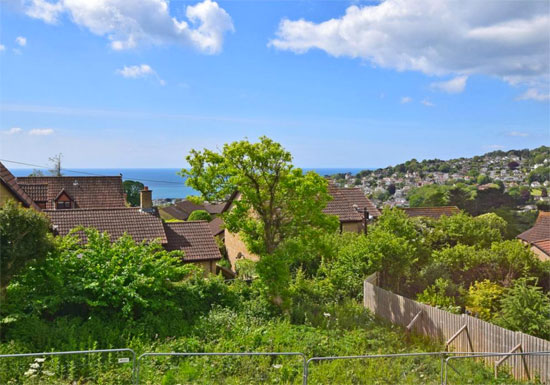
left=465, top=280, right=505, bottom=321
left=187, top=210, right=212, bottom=221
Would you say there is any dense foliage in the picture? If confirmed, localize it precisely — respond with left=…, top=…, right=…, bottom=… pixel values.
left=187, top=209, right=212, bottom=221
left=122, top=180, right=145, bottom=207
left=0, top=200, right=53, bottom=291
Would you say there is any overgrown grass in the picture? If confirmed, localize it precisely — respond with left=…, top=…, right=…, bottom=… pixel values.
left=0, top=302, right=532, bottom=385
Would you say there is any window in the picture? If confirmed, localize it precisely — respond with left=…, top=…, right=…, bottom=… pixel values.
left=56, top=201, right=72, bottom=209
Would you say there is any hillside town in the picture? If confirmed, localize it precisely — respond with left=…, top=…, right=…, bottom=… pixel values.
left=333, top=146, right=550, bottom=210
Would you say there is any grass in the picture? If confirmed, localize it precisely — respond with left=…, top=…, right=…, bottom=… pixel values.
left=0, top=303, right=534, bottom=385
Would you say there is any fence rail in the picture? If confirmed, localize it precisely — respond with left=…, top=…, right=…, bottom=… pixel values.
left=2, top=348, right=548, bottom=384
left=363, top=276, right=550, bottom=384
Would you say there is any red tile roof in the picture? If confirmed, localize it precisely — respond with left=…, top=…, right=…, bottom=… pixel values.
left=400, top=206, right=460, bottom=219
left=0, top=162, right=41, bottom=210
left=17, top=176, right=126, bottom=209
left=533, top=240, right=550, bottom=257
left=518, top=211, right=550, bottom=248
left=163, top=221, right=222, bottom=261
left=324, top=184, right=380, bottom=222
left=45, top=207, right=167, bottom=244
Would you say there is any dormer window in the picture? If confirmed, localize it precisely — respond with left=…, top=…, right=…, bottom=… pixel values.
left=54, top=189, right=74, bottom=209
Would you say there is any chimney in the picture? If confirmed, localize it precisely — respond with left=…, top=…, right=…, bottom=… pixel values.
left=140, top=186, right=153, bottom=212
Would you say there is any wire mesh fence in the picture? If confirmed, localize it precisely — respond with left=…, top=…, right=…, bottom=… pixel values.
left=0, top=348, right=136, bottom=384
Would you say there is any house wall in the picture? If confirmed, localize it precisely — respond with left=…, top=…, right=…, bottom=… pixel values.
left=531, top=245, right=550, bottom=262
left=224, top=229, right=259, bottom=270
left=189, top=259, right=218, bottom=275
left=341, top=221, right=364, bottom=233
left=0, top=183, right=19, bottom=206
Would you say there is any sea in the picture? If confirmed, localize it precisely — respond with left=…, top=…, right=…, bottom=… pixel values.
left=10, top=168, right=367, bottom=199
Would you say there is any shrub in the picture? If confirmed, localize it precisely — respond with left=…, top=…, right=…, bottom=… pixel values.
left=497, top=278, right=550, bottom=339
left=0, top=200, right=53, bottom=292
left=417, top=278, right=462, bottom=313
left=465, top=280, right=505, bottom=321
left=188, top=210, right=212, bottom=221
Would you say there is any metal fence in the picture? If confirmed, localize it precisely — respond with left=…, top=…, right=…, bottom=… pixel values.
left=364, top=275, right=550, bottom=383
left=2, top=348, right=549, bottom=384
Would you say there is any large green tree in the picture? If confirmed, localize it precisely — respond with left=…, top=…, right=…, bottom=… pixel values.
left=181, top=137, right=338, bottom=256
left=0, top=200, right=53, bottom=292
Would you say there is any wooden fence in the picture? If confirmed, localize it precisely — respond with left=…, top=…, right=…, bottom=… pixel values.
left=363, top=274, right=550, bottom=383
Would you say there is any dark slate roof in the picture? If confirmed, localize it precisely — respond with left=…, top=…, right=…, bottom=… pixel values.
left=340, top=187, right=381, bottom=218
left=400, top=206, right=461, bottom=219
left=0, top=162, right=40, bottom=210
left=17, top=176, right=126, bottom=209
left=161, top=205, right=188, bottom=220
left=163, top=221, right=222, bottom=261
left=45, top=208, right=167, bottom=244
left=518, top=211, right=550, bottom=247
left=208, top=216, right=225, bottom=236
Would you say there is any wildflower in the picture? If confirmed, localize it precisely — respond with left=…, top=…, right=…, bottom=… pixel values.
left=30, top=363, right=40, bottom=369
left=272, top=364, right=283, bottom=369
left=43, top=371, right=55, bottom=376
left=323, top=312, right=331, bottom=318
left=34, top=358, right=46, bottom=363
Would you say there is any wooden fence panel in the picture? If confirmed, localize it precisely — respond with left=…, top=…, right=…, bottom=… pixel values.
left=363, top=280, right=550, bottom=384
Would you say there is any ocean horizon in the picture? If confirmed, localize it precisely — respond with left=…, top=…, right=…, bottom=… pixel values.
left=10, top=167, right=369, bottom=199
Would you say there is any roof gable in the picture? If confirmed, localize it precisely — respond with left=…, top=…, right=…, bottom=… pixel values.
left=0, top=162, right=41, bottom=210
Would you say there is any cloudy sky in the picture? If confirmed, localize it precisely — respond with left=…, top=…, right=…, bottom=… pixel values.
left=1, top=0, right=549, bottom=168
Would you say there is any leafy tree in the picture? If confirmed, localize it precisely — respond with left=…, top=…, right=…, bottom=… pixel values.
left=188, top=209, right=212, bottom=221
left=476, top=174, right=490, bottom=185
left=0, top=200, right=53, bottom=292
left=528, top=167, right=550, bottom=183
left=465, top=280, right=505, bottom=321
left=507, top=161, right=519, bottom=170
left=122, top=180, right=145, bottom=207
left=387, top=184, right=396, bottom=195
left=497, top=278, right=550, bottom=339
left=181, top=137, right=339, bottom=301
left=27, top=169, right=45, bottom=177
left=408, top=184, right=449, bottom=207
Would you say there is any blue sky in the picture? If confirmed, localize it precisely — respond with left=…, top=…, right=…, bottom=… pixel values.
left=1, top=0, right=549, bottom=169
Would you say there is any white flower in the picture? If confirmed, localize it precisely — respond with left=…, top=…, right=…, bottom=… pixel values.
left=34, top=358, right=46, bottom=363
left=24, top=369, right=36, bottom=376
left=43, top=370, right=55, bottom=376
left=323, top=312, right=331, bottom=318
left=272, top=364, right=283, bottom=369
left=30, top=363, right=40, bottom=369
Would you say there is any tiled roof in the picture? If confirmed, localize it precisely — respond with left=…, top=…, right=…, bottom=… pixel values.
left=17, top=183, right=48, bottom=202
left=208, top=216, right=225, bottom=236
left=518, top=211, right=550, bottom=246
left=533, top=240, right=550, bottom=257
left=161, top=205, right=188, bottom=220
left=339, top=187, right=382, bottom=218
left=324, top=184, right=363, bottom=222
left=17, top=176, right=126, bottom=209
left=163, top=221, right=222, bottom=261
left=174, top=200, right=205, bottom=218
left=0, top=162, right=40, bottom=210
left=204, top=202, right=225, bottom=215
left=400, top=206, right=460, bottom=219
left=45, top=208, right=167, bottom=244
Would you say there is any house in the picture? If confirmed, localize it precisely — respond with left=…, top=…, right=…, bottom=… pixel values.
left=0, top=162, right=40, bottom=210
left=16, top=175, right=126, bottom=209
left=222, top=184, right=381, bottom=270
left=517, top=211, right=550, bottom=261
left=160, top=199, right=225, bottom=221
left=399, top=206, right=460, bottom=220
left=45, top=188, right=222, bottom=272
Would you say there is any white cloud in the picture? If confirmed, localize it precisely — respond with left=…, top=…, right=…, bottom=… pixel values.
left=516, top=88, right=550, bottom=102
left=23, top=0, right=234, bottom=54
left=3, top=127, right=23, bottom=135
left=15, top=36, right=27, bottom=47
left=0, top=44, right=5, bottom=51
left=507, top=131, right=529, bottom=137
left=116, top=64, right=165, bottom=85
left=400, top=96, right=412, bottom=104
left=421, top=99, right=435, bottom=107
left=431, top=76, right=468, bottom=94
left=29, top=128, right=54, bottom=135
left=271, top=0, right=549, bottom=96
